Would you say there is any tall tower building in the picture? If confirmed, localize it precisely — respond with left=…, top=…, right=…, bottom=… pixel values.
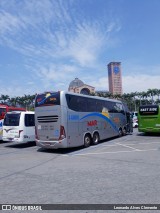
left=108, top=62, right=123, bottom=95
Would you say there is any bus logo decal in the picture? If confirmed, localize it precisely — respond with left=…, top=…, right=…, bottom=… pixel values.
left=68, top=115, right=79, bottom=121
left=4, top=128, right=13, bottom=133
left=87, top=120, right=97, bottom=126
left=80, top=113, right=118, bottom=132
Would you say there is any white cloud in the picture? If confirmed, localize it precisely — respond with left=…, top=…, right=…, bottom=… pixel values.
left=123, top=75, right=160, bottom=93
left=123, top=63, right=160, bottom=76
left=78, top=74, right=160, bottom=94
left=86, top=77, right=108, bottom=91
left=0, top=11, right=26, bottom=35
left=32, top=64, right=81, bottom=92
left=66, top=23, right=105, bottom=67
left=0, top=0, right=117, bottom=66
left=0, top=85, right=33, bottom=97
left=36, top=64, right=78, bottom=81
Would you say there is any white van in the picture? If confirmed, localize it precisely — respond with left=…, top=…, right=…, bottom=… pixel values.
left=132, top=111, right=138, bottom=120
left=2, top=111, right=35, bottom=143
left=132, top=111, right=138, bottom=128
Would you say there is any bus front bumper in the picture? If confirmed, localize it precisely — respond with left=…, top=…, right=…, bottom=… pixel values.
left=2, top=136, right=28, bottom=143
left=138, top=127, right=160, bottom=133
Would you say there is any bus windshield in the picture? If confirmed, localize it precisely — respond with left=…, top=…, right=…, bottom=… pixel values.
left=35, top=92, right=60, bottom=107
left=4, top=113, right=20, bottom=126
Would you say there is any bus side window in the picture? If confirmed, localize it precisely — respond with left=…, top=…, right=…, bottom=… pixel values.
left=104, top=101, right=111, bottom=112
left=77, top=97, right=87, bottom=112
left=87, top=99, right=96, bottom=112
left=66, top=95, right=77, bottom=111
left=96, top=100, right=104, bottom=112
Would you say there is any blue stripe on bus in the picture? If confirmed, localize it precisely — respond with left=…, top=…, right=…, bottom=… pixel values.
left=80, top=113, right=119, bottom=132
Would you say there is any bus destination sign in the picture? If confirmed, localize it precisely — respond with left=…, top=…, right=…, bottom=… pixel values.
left=139, top=105, right=159, bottom=115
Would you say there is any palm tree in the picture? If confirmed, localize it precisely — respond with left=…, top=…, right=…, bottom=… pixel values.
left=137, top=91, right=148, bottom=106
left=131, top=91, right=139, bottom=111
left=121, top=93, right=132, bottom=111
left=112, top=93, right=122, bottom=100
left=147, top=89, right=157, bottom=104
left=157, top=89, right=160, bottom=102
left=26, top=94, right=36, bottom=110
left=155, top=89, right=160, bottom=104
left=9, top=96, right=21, bottom=107
left=0, top=94, right=10, bottom=104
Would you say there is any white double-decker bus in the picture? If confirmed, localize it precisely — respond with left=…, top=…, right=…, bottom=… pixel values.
left=35, top=91, right=132, bottom=149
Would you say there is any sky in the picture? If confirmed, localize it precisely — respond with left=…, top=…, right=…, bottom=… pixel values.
left=0, top=0, right=160, bottom=97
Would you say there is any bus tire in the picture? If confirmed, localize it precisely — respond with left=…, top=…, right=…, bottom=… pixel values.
left=84, top=134, right=91, bottom=148
left=92, top=132, right=100, bottom=145
left=119, top=128, right=123, bottom=137
left=122, top=127, right=127, bottom=136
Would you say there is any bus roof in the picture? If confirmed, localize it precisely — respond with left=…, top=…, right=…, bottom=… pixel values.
left=0, top=104, right=26, bottom=110
left=6, top=111, right=34, bottom=114
left=36, top=90, right=122, bottom=103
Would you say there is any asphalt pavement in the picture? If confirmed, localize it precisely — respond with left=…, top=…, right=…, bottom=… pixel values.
left=0, top=128, right=160, bottom=212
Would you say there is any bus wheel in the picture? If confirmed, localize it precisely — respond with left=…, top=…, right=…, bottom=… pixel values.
left=119, top=128, right=123, bottom=137
left=84, top=134, right=91, bottom=148
left=123, top=127, right=127, bottom=136
left=92, top=132, right=100, bottom=145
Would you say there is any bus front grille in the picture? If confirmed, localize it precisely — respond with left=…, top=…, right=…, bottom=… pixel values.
left=37, top=115, right=58, bottom=123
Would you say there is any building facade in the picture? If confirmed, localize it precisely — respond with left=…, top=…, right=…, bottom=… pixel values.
left=68, top=78, right=95, bottom=95
left=108, top=62, right=123, bottom=95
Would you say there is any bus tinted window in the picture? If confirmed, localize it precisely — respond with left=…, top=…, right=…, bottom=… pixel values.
left=104, top=101, right=124, bottom=114
left=25, top=114, right=35, bottom=127
left=66, top=94, right=124, bottom=114
left=35, top=92, right=60, bottom=107
left=139, top=105, right=159, bottom=115
left=66, top=95, right=88, bottom=112
left=87, top=98, right=96, bottom=112
left=66, top=95, right=78, bottom=111
left=96, top=100, right=105, bottom=112
left=77, top=97, right=87, bottom=112
left=4, top=113, right=20, bottom=126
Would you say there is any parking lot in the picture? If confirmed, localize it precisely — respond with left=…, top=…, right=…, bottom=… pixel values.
left=0, top=128, right=160, bottom=211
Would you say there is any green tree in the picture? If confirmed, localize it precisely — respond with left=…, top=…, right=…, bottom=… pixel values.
left=0, top=94, right=10, bottom=104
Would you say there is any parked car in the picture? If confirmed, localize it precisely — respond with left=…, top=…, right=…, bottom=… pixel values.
left=133, top=120, right=138, bottom=128
left=132, top=111, right=138, bottom=128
